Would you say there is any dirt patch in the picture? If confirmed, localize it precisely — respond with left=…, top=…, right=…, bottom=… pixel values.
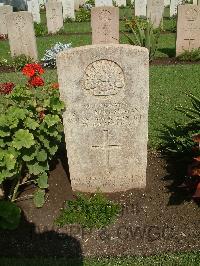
left=150, top=57, right=200, bottom=66
left=0, top=148, right=200, bottom=258
left=0, top=66, right=15, bottom=73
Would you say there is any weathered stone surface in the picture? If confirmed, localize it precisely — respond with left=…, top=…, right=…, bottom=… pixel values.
left=46, top=1, right=63, bottom=34
left=170, top=0, right=183, bottom=16
left=6, top=11, right=38, bottom=60
left=135, top=0, right=147, bottom=17
left=95, top=0, right=113, bottom=7
left=147, top=0, right=164, bottom=28
left=91, top=7, right=119, bottom=44
left=0, top=5, right=12, bottom=35
left=62, top=0, right=75, bottom=20
left=57, top=44, right=149, bottom=193
left=27, top=0, right=40, bottom=23
left=164, top=0, right=170, bottom=6
left=115, top=0, right=126, bottom=6
left=74, top=0, right=79, bottom=10
left=176, top=5, right=200, bottom=56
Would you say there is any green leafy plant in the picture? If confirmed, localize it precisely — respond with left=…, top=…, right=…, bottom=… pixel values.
left=55, top=193, right=121, bottom=229
left=0, top=64, right=65, bottom=210
left=0, top=200, right=21, bottom=230
left=76, top=7, right=91, bottom=22
left=34, top=23, right=48, bottom=37
left=124, top=18, right=160, bottom=61
left=177, top=48, right=200, bottom=62
left=161, top=93, right=200, bottom=199
left=12, top=55, right=35, bottom=71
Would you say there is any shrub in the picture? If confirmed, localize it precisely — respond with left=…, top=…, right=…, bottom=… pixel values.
left=0, top=200, right=21, bottom=230
left=12, top=55, right=35, bottom=71
left=34, top=22, right=48, bottom=37
left=76, top=7, right=91, bottom=22
left=41, top=42, right=72, bottom=68
left=0, top=63, right=65, bottom=212
left=177, top=48, right=200, bottom=62
left=161, top=93, right=200, bottom=199
left=55, top=193, right=121, bottom=229
left=123, top=18, right=160, bottom=61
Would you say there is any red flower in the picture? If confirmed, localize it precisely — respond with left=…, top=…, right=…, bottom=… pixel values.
left=52, top=83, right=59, bottom=89
left=29, top=76, right=44, bottom=87
left=22, top=63, right=44, bottom=78
left=0, top=82, right=15, bottom=94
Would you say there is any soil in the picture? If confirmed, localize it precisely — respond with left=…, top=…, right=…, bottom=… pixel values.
left=1, top=147, right=200, bottom=259
left=0, top=66, right=15, bottom=73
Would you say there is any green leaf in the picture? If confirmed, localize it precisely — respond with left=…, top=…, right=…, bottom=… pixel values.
left=27, top=161, right=48, bottom=175
left=37, top=173, right=49, bottom=189
left=24, top=117, right=40, bottom=130
left=34, top=189, right=45, bottom=208
left=43, top=115, right=61, bottom=128
left=12, top=129, right=35, bottom=150
left=37, top=150, right=47, bottom=162
left=0, top=201, right=21, bottom=230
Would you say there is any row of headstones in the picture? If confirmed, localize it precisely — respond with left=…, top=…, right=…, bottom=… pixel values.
left=135, top=0, right=199, bottom=17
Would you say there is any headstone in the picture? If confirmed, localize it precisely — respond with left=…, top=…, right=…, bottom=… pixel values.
left=57, top=44, right=149, bottom=193
left=176, top=5, right=200, bottom=56
left=170, top=0, right=183, bottom=16
left=91, top=7, right=119, bottom=44
left=193, top=0, right=197, bottom=4
left=147, top=0, right=164, bottom=28
left=0, top=3, right=4, bottom=6
left=0, top=5, right=12, bottom=35
left=135, top=0, right=147, bottom=17
left=115, top=0, right=126, bottom=6
left=74, top=0, right=79, bottom=10
left=46, top=1, right=63, bottom=34
left=79, top=0, right=86, bottom=5
left=6, top=11, right=38, bottom=60
left=164, top=0, right=170, bottom=6
left=62, top=0, right=75, bottom=20
left=27, top=0, right=40, bottom=23
left=95, top=0, right=113, bottom=7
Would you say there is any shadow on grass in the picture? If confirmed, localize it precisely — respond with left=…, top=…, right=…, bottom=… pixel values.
left=158, top=48, right=176, bottom=58
left=0, top=211, right=83, bottom=264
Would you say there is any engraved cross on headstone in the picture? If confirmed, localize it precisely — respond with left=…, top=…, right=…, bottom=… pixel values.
left=92, top=130, right=120, bottom=172
left=184, top=38, right=195, bottom=50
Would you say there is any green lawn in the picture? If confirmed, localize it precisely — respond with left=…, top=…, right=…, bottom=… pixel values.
left=1, top=251, right=200, bottom=265
left=1, top=64, right=199, bottom=148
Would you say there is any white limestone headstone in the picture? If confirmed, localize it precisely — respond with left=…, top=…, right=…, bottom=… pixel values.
left=6, top=11, right=38, bottom=60
left=170, top=0, right=183, bottom=16
left=0, top=5, right=13, bottom=35
left=62, top=0, right=75, bottom=20
left=147, top=0, right=164, bottom=28
left=46, top=1, right=63, bottom=34
left=57, top=44, right=149, bottom=193
left=164, top=0, right=170, bottom=6
left=95, top=0, right=113, bottom=6
left=135, top=0, right=147, bottom=17
left=115, top=0, right=126, bottom=6
left=27, top=0, right=41, bottom=24
left=176, top=5, right=200, bottom=56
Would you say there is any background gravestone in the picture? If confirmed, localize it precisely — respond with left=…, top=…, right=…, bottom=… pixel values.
left=62, top=0, right=75, bottom=20
left=164, top=0, right=170, bottom=6
left=170, top=0, right=183, bottom=16
left=91, top=7, right=119, bottom=44
left=74, top=0, right=79, bottom=10
left=6, top=11, right=38, bottom=60
left=27, top=0, right=40, bottom=23
left=115, top=0, right=126, bottom=6
left=135, top=0, right=147, bottom=17
left=57, top=44, right=149, bottom=193
left=176, top=5, right=200, bottom=56
left=95, top=0, right=113, bottom=7
left=0, top=5, right=12, bottom=35
left=147, top=0, right=164, bottom=28
left=46, top=1, right=63, bottom=34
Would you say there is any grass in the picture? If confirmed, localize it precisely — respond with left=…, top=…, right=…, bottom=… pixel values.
left=1, top=64, right=199, bottom=148
left=1, top=251, right=200, bottom=265
left=55, top=193, right=121, bottom=229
